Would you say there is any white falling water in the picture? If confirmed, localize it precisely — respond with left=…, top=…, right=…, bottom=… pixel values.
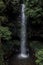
left=21, top=4, right=27, bottom=55
left=18, top=4, right=29, bottom=59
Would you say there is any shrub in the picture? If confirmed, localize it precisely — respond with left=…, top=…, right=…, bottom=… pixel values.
left=0, top=26, right=11, bottom=40
left=30, top=41, right=43, bottom=65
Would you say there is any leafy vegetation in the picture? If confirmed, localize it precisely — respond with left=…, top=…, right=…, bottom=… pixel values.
left=0, top=0, right=43, bottom=65
left=35, top=49, right=43, bottom=65
left=30, top=41, right=43, bottom=65
left=25, top=0, right=43, bottom=65
left=0, top=0, right=20, bottom=65
left=0, top=26, right=11, bottom=40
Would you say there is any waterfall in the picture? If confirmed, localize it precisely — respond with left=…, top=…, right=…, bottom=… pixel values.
left=18, top=4, right=29, bottom=59
left=21, top=4, right=27, bottom=55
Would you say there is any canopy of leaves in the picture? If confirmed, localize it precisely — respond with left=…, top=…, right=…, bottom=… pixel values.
left=25, top=0, right=43, bottom=23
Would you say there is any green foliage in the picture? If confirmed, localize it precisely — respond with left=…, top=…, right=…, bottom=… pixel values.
left=0, top=16, right=8, bottom=23
left=25, top=2, right=43, bottom=65
left=25, top=0, right=43, bottom=41
left=35, top=49, right=43, bottom=65
left=0, top=26, right=11, bottom=40
left=0, top=0, right=20, bottom=65
left=30, top=41, right=43, bottom=65
left=0, top=0, right=43, bottom=65
left=25, top=0, right=43, bottom=23
left=0, top=1, right=5, bottom=9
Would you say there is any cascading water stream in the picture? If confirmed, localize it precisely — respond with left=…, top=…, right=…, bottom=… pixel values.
left=18, top=3, right=29, bottom=59
left=20, top=4, right=27, bottom=56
